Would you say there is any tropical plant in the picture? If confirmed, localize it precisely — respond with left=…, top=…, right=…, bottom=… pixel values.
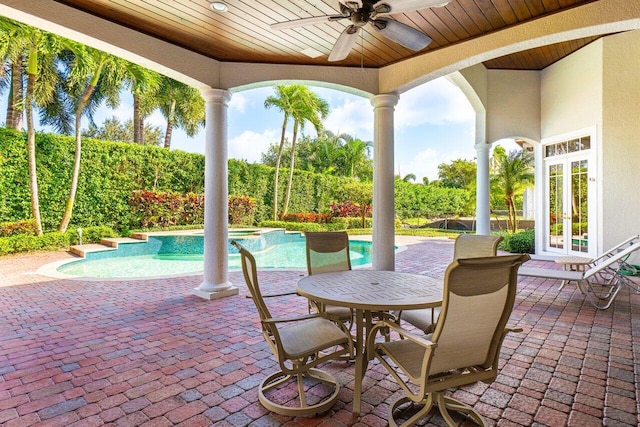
left=83, top=116, right=163, bottom=146
left=282, top=88, right=329, bottom=216
left=0, top=20, right=24, bottom=130
left=339, top=134, right=372, bottom=179
left=490, top=148, right=534, bottom=233
left=57, top=43, right=145, bottom=233
left=264, top=85, right=329, bottom=219
left=437, top=158, right=477, bottom=189
left=264, top=85, right=298, bottom=220
left=0, top=18, right=64, bottom=235
left=122, top=66, right=161, bottom=145
left=155, top=75, right=205, bottom=149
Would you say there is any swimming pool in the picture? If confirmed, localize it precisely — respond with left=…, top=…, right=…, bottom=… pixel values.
left=55, top=229, right=374, bottom=279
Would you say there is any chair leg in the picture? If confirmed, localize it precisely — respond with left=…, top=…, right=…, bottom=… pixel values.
left=388, top=395, right=434, bottom=427
left=434, top=392, right=486, bottom=426
left=258, top=368, right=341, bottom=417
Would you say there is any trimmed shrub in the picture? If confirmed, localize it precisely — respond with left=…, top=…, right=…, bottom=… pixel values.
left=229, top=195, right=256, bottom=226
left=183, top=192, right=205, bottom=225
left=0, top=219, right=39, bottom=237
left=258, top=220, right=324, bottom=233
left=503, top=229, right=535, bottom=253
left=80, top=226, right=118, bottom=244
left=279, top=212, right=332, bottom=223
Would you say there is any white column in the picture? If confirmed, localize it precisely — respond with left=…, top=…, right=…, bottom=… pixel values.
left=193, top=88, right=239, bottom=300
left=371, top=94, right=399, bottom=271
left=475, top=142, right=491, bottom=235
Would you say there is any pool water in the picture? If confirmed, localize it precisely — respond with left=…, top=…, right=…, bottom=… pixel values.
left=57, top=230, right=374, bottom=279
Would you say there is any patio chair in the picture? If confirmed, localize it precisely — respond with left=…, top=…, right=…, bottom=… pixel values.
left=518, top=240, right=640, bottom=309
left=367, top=254, right=530, bottom=427
left=305, top=231, right=355, bottom=329
left=231, top=240, right=353, bottom=416
left=398, top=234, right=504, bottom=334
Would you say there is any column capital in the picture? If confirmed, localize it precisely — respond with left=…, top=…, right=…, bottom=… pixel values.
left=370, top=93, right=399, bottom=109
left=200, top=87, right=232, bottom=105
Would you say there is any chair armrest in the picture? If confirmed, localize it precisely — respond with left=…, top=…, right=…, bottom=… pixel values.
left=245, top=291, right=299, bottom=299
left=367, top=320, right=436, bottom=357
left=263, top=313, right=322, bottom=324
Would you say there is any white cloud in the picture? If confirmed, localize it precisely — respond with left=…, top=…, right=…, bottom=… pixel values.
left=228, top=129, right=280, bottom=163
left=395, top=79, right=475, bottom=129
left=229, top=92, right=249, bottom=114
left=323, top=97, right=373, bottom=140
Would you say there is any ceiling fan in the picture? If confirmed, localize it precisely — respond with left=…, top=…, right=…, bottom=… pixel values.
left=270, top=0, right=452, bottom=62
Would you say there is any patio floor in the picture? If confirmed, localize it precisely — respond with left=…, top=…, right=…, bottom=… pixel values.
left=1, top=237, right=639, bottom=426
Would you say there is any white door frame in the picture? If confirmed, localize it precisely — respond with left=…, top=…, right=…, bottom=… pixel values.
left=536, top=126, right=598, bottom=258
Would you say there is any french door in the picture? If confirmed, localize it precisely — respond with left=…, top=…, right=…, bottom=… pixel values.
left=545, top=145, right=592, bottom=256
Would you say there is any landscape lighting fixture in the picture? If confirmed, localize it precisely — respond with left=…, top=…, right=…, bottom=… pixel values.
left=210, top=2, right=228, bottom=12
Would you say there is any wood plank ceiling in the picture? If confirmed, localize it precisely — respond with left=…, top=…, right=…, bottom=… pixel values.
left=53, top=0, right=601, bottom=70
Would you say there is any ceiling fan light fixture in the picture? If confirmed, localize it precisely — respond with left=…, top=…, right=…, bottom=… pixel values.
left=210, top=2, right=228, bottom=12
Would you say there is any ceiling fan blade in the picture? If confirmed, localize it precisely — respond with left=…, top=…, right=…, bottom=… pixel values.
left=372, top=19, right=432, bottom=51
left=328, top=25, right=360, bottom=62
left=271, top=15, right=340, bottom=30
left=374, top=0, right=452, bottom=15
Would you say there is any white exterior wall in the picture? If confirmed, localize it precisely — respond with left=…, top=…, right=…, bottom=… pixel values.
left=540, top=29, right=640, bottom=254
left=486, top=70, right=540, bottom=143
left=601, top=30, right=640, bottom=252
left=541, top=41, right=603, bottom=138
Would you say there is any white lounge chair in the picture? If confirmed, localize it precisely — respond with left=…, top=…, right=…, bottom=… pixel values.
left=518, top=241, right=640, bottom=309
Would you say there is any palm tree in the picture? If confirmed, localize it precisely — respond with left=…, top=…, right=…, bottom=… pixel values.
left=490, top=148, right=534, bottom=233
left=264, top=85, right=301, bottom=220
left=282, top=88, right=329, bottom=216
left=57, top=43, right=140, bottom=233
left=0, top=19, right=26, bottom=130
left=122, top=66, right=161, bottom=145
left=155, top=76, right=205, bottom=149
left=339, top=134, right=372, bottom=179
left=0, top=19, right=63, bottom=235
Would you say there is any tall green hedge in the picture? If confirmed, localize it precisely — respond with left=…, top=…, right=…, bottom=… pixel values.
left=0, top=129, right=205, bottom=231
left=0, top=128, right=473, bottom=231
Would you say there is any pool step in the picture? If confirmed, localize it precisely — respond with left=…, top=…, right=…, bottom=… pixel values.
left=100, top=236, right=147, bottom=248
left=69, top=236, right=147, bottom=258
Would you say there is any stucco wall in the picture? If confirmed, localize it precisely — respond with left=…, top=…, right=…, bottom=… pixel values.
left=601, top=30, right=640, bottom=251
left=541, top=40, right=603, bottom=139
left=540, top=30, right=640, bottom=253
left=486, top=70, right=540, bottom=143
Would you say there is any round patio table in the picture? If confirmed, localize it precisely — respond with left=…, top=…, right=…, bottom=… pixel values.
left=297, top=269, right=443, bottom=416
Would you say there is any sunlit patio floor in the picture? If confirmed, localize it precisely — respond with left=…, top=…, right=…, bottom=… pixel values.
left=1, top=236, right=639, bottom=426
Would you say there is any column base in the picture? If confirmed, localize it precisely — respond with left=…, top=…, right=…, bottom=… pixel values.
left=192, top=285, right=239, bottom=300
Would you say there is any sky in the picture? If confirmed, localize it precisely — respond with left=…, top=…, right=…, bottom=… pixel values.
left=17, top=76, right=519, bottom=182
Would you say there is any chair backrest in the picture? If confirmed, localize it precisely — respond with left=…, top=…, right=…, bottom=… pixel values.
left=429, top=254, right=530, bottom=375
left=584, top=242, right=640, bottom=279
left=452, top=234, right=504, bottom=261
left=305, top=231, right=352, bottom=275
left=231, top=240, right=272, bottom=324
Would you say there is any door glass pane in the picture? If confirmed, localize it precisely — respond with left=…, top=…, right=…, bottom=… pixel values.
left=571, top=160, right=589, bottom=253
left=548, top=164, right=564, bottom=250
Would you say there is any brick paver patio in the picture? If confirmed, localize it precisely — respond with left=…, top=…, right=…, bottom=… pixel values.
left=1, top=237, right=639, bottom=426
